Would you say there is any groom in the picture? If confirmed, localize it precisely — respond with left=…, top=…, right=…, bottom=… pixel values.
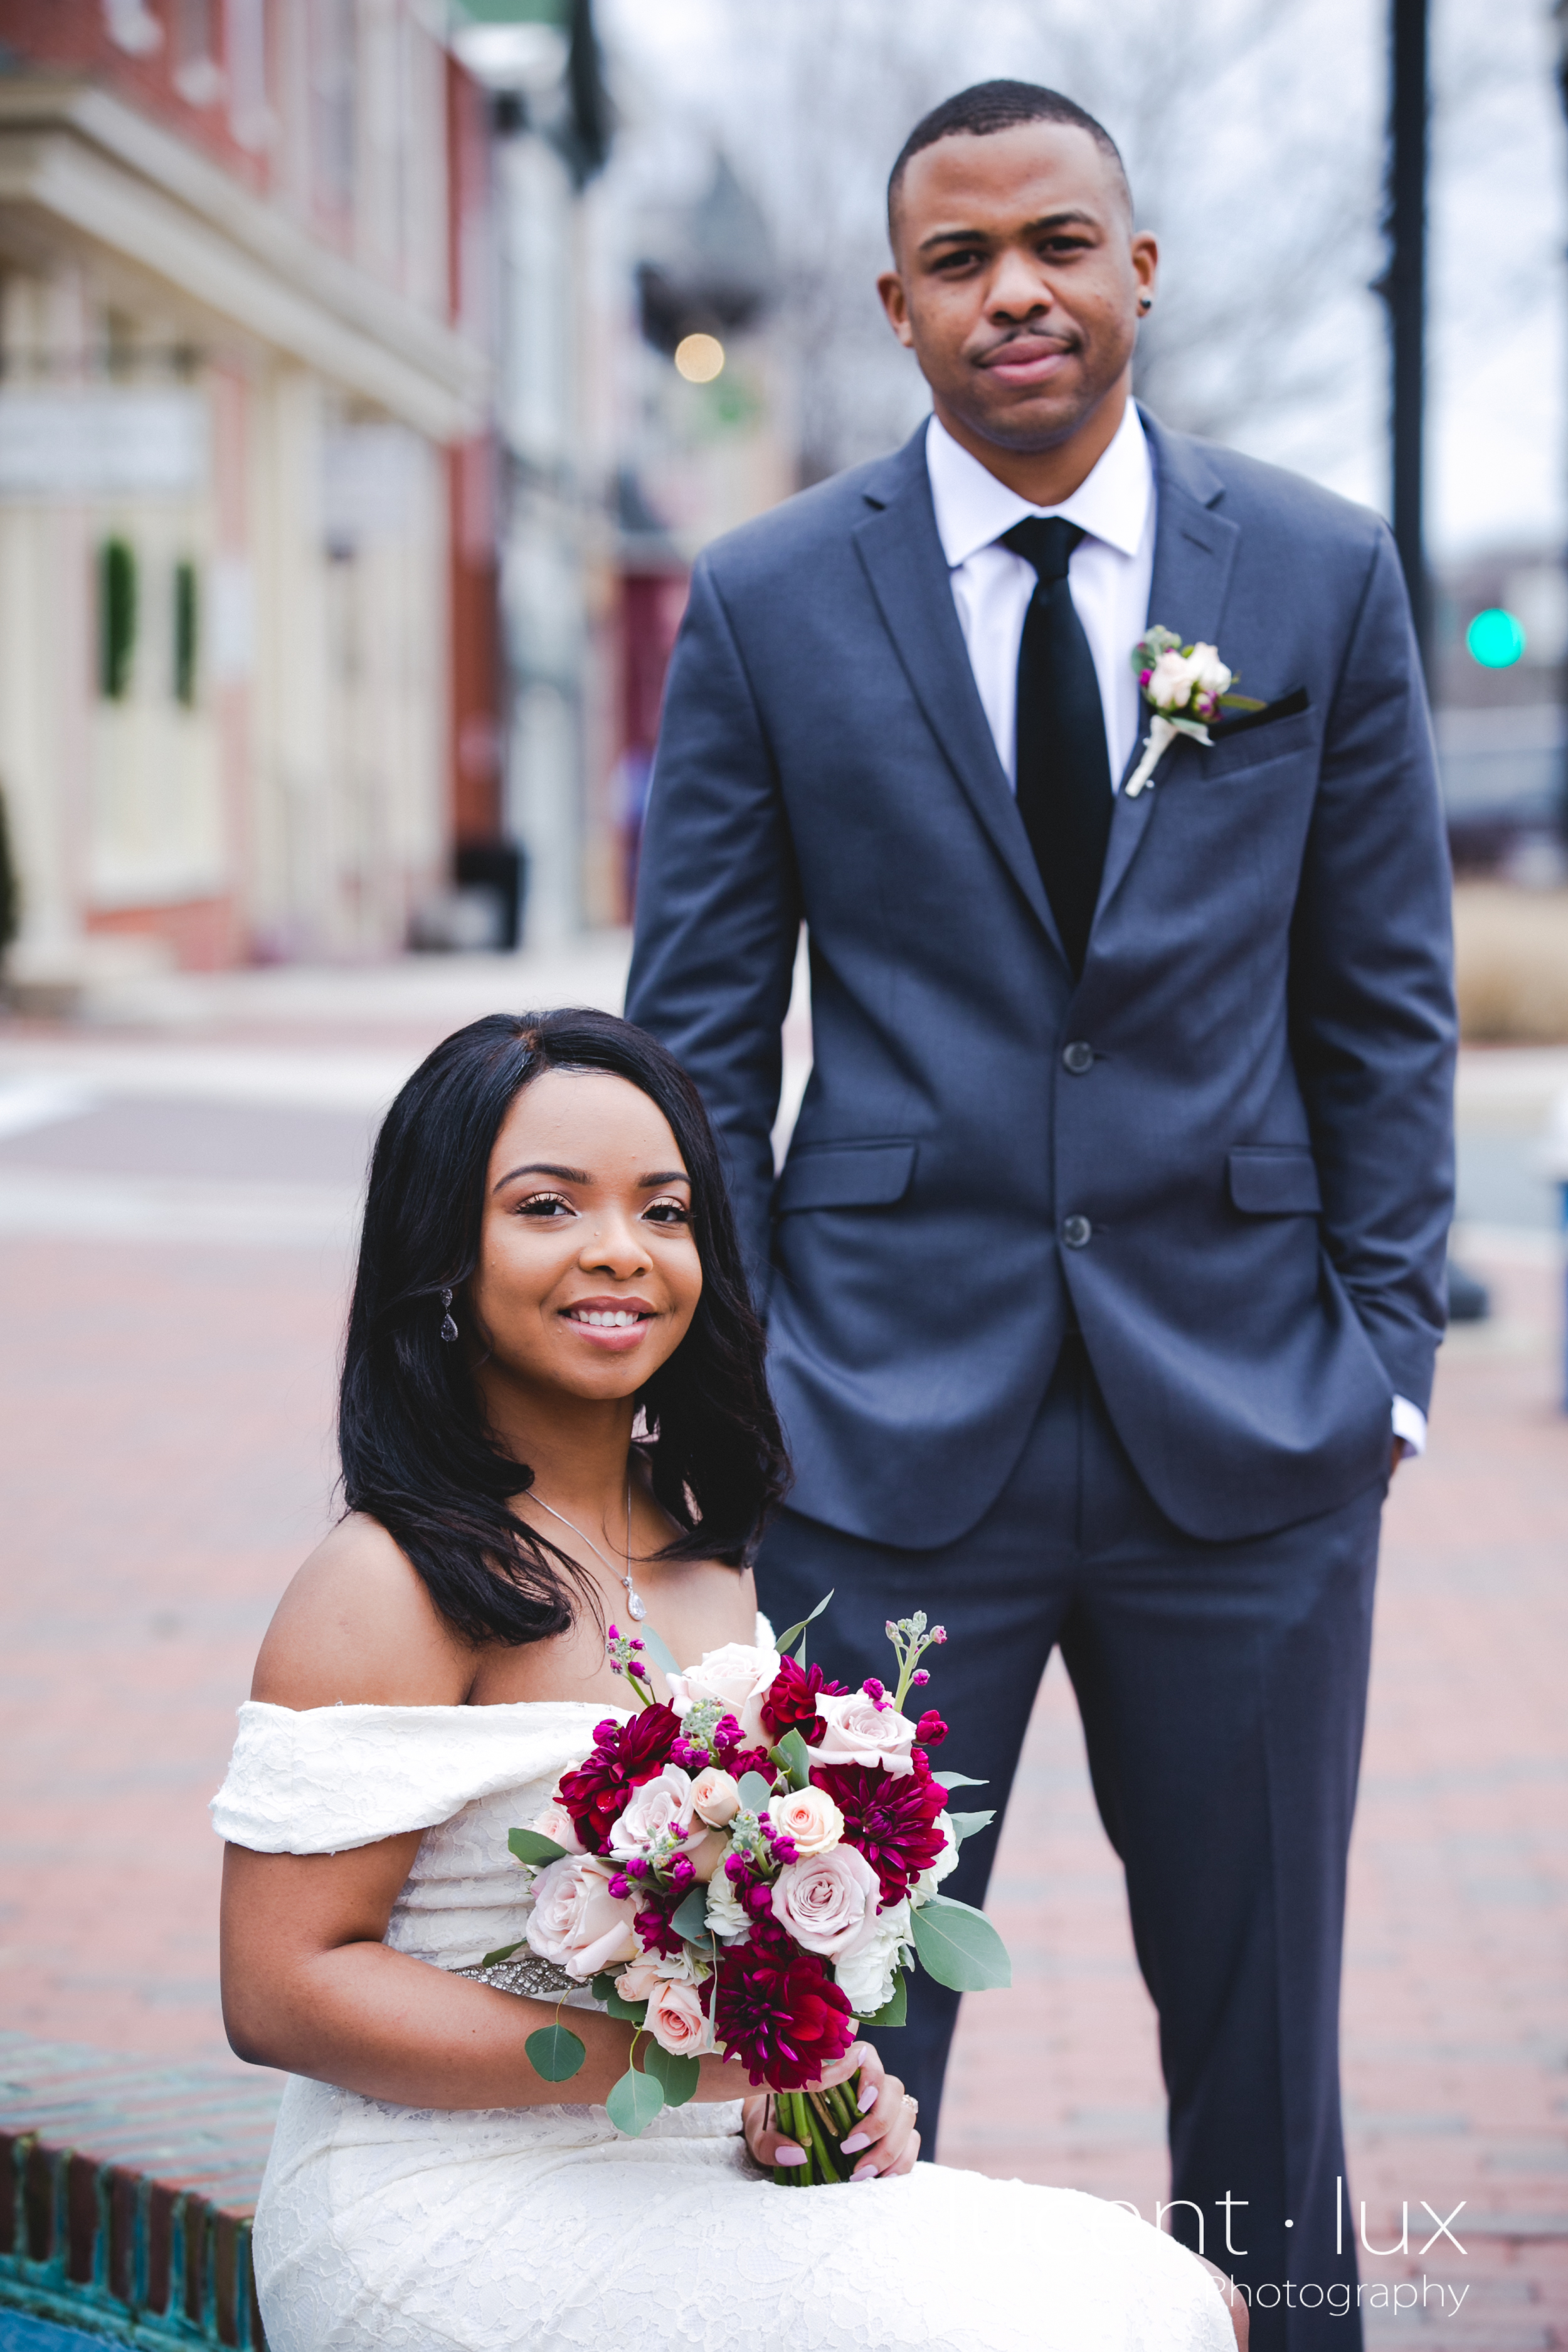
left=627, top=80, right=1454, bottom=2343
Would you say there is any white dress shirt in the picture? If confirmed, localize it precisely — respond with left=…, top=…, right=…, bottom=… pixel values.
left=926, top=400, right=1155, bottom=790
left=923, top=403, right=1427, bottom=1459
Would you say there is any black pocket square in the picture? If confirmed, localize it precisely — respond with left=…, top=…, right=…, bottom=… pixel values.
left=1211, top=685, right=1310, bottom=740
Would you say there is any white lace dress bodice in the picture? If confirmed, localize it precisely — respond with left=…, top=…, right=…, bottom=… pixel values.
left=212, top=1688, right=1233, bottom=2352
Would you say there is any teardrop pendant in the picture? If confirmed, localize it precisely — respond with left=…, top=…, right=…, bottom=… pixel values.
left=625, top=1588, right=647, bottom=1621
left=439, top=1286, right=458, bottom=1344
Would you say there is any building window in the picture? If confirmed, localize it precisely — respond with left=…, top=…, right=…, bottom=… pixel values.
left=313, top=0, right=356, bottom=214
left=227, top=0, right=272, bottom=151
left=173, top=561, right=199, bottom=707
left=174, top=0, right=223, bottom=106
left=99, top=540, right=137, bottom=701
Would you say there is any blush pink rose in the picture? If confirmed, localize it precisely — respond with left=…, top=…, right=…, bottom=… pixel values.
left=647, top=1974, right=712, bottom=2057
left=813, top=1691, right=917, bottom=1777
left=605, top=1764, right=695, bottom=1857
left=689, top=1766, right=742, bottom=1826
left=530, top=1801, right=585, bottom=1855
left=767, top=1784, right=844, bottom=1858
left=770, top=1842, right=882, bottom=1958
left=666, top=1642, right=781, bottom=1745
left=524, top=1854, right=640, bottom=1979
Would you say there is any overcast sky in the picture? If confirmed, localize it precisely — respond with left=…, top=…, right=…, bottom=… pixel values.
left=601, top=0, right=1567, bottom=560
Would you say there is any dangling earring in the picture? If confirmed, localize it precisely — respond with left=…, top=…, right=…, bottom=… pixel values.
left=439, top=1286, right=458, bottom=1343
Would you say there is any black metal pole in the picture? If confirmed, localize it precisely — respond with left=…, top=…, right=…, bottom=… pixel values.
left=1385, top=0, right=1431, bottom=677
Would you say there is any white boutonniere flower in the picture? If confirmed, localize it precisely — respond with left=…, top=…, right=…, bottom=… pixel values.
left=1124, top=627, right=1264, bottom=797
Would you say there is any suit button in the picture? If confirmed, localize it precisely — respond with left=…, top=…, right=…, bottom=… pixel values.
left=1062, top=1214, right=1093, bottom=1249
left=1062, top=1040, right=1094, bottom=1074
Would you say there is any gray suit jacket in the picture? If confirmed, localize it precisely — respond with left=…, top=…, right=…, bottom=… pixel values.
left=626, top=411, right=1456, bottom=1547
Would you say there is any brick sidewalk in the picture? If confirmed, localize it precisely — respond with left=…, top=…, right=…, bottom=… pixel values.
left=3, top=1141, right=1564, bottom=2342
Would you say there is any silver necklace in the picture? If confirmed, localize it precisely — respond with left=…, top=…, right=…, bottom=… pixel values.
left=527, top=1466, right=647, bottom=1621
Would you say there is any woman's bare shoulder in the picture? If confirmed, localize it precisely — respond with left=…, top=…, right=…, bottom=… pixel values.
left=250, top=1514, right=475, bottom=1710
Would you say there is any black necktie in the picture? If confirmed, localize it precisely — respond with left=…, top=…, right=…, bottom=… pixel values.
left=1002, top=517, right=1112, bottom=977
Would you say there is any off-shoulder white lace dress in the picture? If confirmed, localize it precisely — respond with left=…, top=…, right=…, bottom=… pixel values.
left=211, top=1688, right=1233, bottom=2352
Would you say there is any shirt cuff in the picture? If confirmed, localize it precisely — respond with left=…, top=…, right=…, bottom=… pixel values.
left=1392, top=1396, right=1428, bottom=1457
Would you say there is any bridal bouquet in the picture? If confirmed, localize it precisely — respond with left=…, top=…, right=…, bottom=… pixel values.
left=487, top=1598, right=1009, bottom=2181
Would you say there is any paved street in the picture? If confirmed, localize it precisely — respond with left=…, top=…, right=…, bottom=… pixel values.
left=2, top=953, right=1565, bottom=2346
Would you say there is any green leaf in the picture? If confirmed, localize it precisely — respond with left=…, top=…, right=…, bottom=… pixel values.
left=670, top=1884, right=712, bottom=1943
left=771, top=1591, right=834, bottom=1663
left=736, top=1770, right=775, bottom=1813
left=636, top=1620, right=681, bottom=1679
left=508, top=1827, right=568, bottom=1867
left=590, top=1973, right=617, bottom=2005
left=606, top=2065, right=666, bottom=2137
left=604, top=1986, right=649, bottom=2025
left=934, top=1771, right=987, bottom=1790
left=862, top=1967, right=907, bottom=2028
left=771, top=1727, right=812, bottom=1790
left=479, top=1940, right=523, bottom=1968
left=945, top=1809, right=996, bottom=1845
left=524, top=2023, right=586, bottom=2082
left=910, top=1895, right=1012, bottom=1992
left=642, top=2042, right=701, bottom=2106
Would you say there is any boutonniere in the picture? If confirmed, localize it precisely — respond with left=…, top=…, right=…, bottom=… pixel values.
left=1124, top=627, right=1265, bottom=797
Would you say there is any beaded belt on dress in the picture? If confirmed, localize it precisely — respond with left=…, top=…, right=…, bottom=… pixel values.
left=450, top=1953, right=578, bottom=2000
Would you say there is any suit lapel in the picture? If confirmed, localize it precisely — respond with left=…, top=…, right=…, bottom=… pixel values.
left=1095, top=413, right=1241, bottom=923
left=852, top=436, right=1066, bottom=961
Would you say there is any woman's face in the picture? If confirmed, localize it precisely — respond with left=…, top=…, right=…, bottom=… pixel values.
left=467, top=1067, right=704, bottom=1406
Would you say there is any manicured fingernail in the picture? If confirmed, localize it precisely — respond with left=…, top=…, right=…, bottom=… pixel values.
left=840, top=2131, right=871, bottom=2154
left=857, top=2082, right=878, bottom=2112
left=775, top=2144, right=806, bottom=2164
left=851, top=2162, right=877, bottom=2181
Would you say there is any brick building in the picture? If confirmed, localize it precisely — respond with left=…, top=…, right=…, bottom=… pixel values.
left=0, top=0, right=499, bottom=990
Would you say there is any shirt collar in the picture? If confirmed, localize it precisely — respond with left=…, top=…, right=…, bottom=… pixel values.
left=926, top=400, right=1153, bottom=569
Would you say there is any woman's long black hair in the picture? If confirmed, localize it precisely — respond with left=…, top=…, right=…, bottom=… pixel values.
left=339, top=1009, right=790, bottom=1646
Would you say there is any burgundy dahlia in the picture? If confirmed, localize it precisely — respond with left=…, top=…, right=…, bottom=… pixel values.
left=712, top=1921, right=856, bottom=2089
left=811, top=1760, right=950, bottom=1904
left=556, top=1703, right=681, bottom=1853
left=760, top=1654, right=847, bottom=1748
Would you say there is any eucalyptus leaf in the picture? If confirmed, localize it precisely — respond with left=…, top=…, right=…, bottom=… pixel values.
left=771, top=1727, right=812, bottom=1791
left=771, top=1590, right=834, bottom=1663
left=642, top=2043, right=701, bottom=2106
left=862, top=1968, right=908, bottom=2028
left=524, top=2023, right=586, bottom=2083
left=590, top=1973, right=617, bottom=2005
left=508, top=1827, right=568, bottom=1867
left=736, top=1770, right=775, bottom=1813
left=945, top=1809, right=997, bottom=1845
left=635, top=1620, right=681, bottom=1678
left=670, top=1885, right=712, bottom=1943
left=604, top=1987, right=649, bottom=2026
left=910, top=1895, right=1012, bottom=1992
left=933, top=1771, right=987, bottom=1791
left=479, top=1940, right=523, bottom=1969
left=606, top=2065, right=667, bottom=2137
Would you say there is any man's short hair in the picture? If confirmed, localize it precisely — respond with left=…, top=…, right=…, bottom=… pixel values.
left=887, top=80, right=1131, bottom=235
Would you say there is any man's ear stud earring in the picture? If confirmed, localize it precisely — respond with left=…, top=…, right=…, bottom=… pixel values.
left=439, top=1287, right=459, bottom=1343
left=1138, top=294, right=1153, bottom=313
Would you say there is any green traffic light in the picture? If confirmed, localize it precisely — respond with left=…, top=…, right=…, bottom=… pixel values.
left=1466, top=608, right=1526, bottom=668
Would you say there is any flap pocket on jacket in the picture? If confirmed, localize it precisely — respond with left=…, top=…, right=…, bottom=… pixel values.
left=1227, top=1145, right=1322, bottom=1216
left=775, top=1141, right=917, bottom=1214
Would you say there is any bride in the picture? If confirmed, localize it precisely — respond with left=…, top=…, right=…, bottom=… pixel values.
left=215, top=1007, right=1243, bottom=2352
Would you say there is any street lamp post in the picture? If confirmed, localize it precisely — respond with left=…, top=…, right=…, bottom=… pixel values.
left=1384, top=0, right=1431, bottom=679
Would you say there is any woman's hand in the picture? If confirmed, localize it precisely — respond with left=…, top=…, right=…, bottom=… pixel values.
left=741, top=2042, right=921, bottom=2180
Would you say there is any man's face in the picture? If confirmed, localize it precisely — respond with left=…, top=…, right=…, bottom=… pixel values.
left=879, top=122, right=1157, bottom=455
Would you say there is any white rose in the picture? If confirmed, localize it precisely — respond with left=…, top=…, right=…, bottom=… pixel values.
left=529, top=1801, right=585, bottom=1855
left=1187, top=642, right=1232, bottom=699
left=813, top=1690, right=917, bottom=1778
left=704, top=1874, right=752, bottom=1942
left=618, top=1947, right=702, bottom=2004
left=524, top=1855, right=640, bottom=1979
left=605, top=1764, right=694, bottom=1857
left=767, top=1784, right=844, bottom=1857
left=1146, top=647, right=1196, bottom=711
left=689, top=1766, right=742, bottom=1826
left=665, top=1643, right=781, bottom=1745
left=771, top=1844, right=882, bottom=1957
left=834, top=1899, right=913, bottom=2017
left=911, top=1813, right=961, bottom=1904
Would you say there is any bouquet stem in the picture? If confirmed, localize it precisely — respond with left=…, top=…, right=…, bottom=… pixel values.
left=771, top=2072, right=863, bottom=2186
